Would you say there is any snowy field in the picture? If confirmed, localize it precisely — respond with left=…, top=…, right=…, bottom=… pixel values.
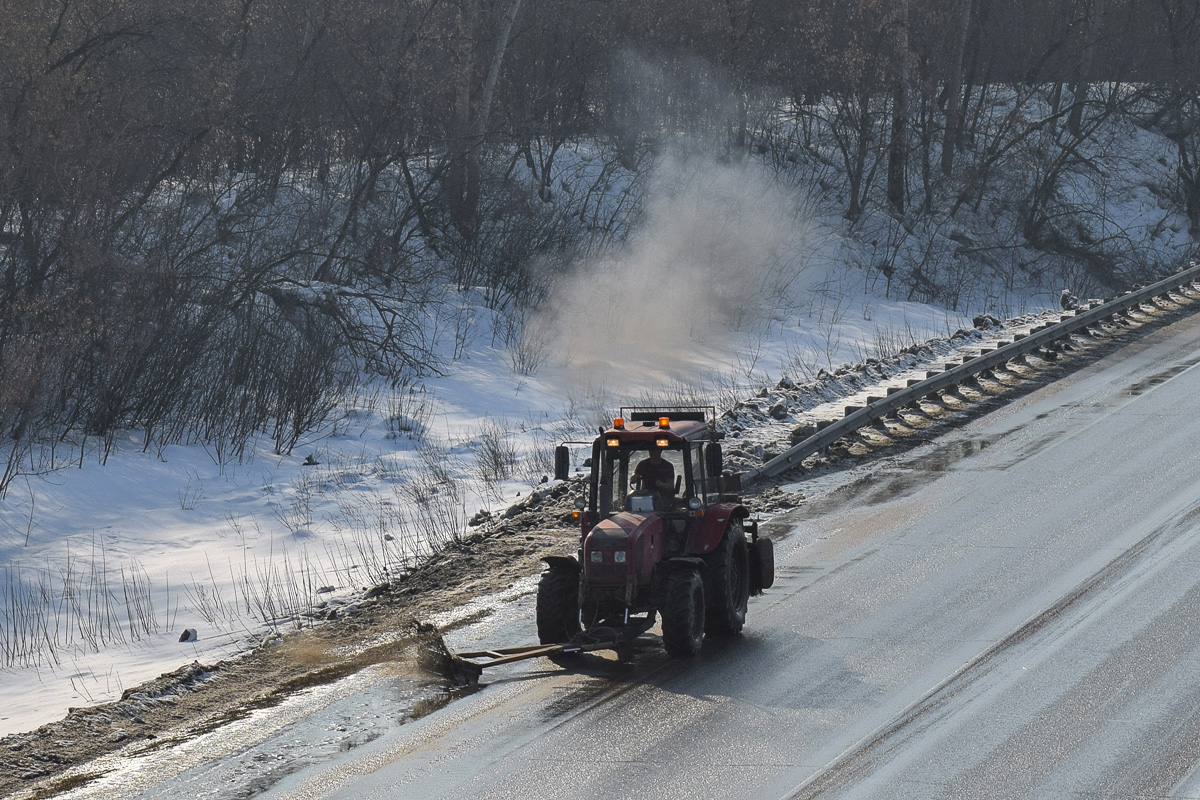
left=0, top=268, right=973, bottom=736
left=2, top=102, right=1197, bottom=736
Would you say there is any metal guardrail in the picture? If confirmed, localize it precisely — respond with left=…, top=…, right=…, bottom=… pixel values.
left=741, top=262, right=1200, bottom=486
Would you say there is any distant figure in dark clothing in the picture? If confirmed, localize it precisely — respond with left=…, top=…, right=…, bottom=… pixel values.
left=633, top=449, right=675, bottom=495
left=1060, top=289, right=1079, bottom=311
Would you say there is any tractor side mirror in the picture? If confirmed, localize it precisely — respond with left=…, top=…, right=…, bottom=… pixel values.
left=554, top=445, right=570, bottom=481
left=706, top=443, right=723, bottom=477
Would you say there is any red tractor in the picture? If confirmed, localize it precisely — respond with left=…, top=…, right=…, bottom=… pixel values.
left=543, top=407, right=774, bottom=656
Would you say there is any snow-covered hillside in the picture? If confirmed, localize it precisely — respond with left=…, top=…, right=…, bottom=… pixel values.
left=3, top=93, right=1198, bottom=736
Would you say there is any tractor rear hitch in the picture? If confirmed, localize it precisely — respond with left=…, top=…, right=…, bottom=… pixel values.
left=451, top=628, right=628, bottom=676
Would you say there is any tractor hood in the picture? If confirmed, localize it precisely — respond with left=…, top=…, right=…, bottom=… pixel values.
left=589, top=512, right=650, bottom=544
left=584, top=513, right=663, bottom=589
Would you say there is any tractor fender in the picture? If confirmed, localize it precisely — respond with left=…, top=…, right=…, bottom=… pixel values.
left=541, top=555, right=580, bottom=574
left=687, top=503, right=750, bottom=555
left=749, top=536, right=774, bottom=594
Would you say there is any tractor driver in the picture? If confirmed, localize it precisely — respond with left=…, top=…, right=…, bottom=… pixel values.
left=632, top=448, right=675, bottom=496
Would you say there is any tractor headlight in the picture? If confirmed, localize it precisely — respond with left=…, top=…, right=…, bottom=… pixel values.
left=687, top=496, right=702, bottom=511
left=590, top=551, right=602, bottom=563
left=574, top=497, right=586, bottom=510
left=613, top=551, right=627, bottom=563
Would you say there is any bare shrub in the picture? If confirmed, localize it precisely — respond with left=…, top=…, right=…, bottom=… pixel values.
left=235, top=551, right=319, bottom=630
left=402, top=440, right=469, bottom=550
left=780, top=341, right=819, bottom=384
left=386, top=379, right=432, bottom=440
left=517, top=430, right=557, bottom=487
left=271, top=324, right=356, bottom=455
left=178, top=471, right=205, bottom=511
left=326, top=486, right=417, bottom=586
left=1, top=538, right=176, bottom=668
left=474, top=418, right=518, bottom=502
left=185, top=557, right=237, bottom=629
left=507, top=312, right=552, bottom=376
left=271, top=472, right=317, bottom=533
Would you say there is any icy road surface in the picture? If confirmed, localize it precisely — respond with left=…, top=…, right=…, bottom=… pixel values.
left=56, top=311, right=1200, bottom=799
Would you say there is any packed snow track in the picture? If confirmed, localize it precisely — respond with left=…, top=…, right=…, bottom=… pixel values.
left=49, top=311, right=1200, bottom=799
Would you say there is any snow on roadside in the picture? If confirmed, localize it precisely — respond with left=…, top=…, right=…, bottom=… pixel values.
left=6, top=103, right=1195, bottom=735
left=0, top=268, right=978, bottom=736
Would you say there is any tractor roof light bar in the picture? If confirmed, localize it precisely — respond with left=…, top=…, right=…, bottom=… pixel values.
left=621, top=406, right=715, bottom=424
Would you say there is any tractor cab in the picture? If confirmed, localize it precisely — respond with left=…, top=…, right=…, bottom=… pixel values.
left=556, top=407, right=728, bottom=530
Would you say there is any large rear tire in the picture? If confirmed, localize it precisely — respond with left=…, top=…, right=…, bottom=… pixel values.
left=536, top=569, right=580, bottom=645
left=705, top=519, right=749, bottom=636
left=662, top=569, right=705, bottom=656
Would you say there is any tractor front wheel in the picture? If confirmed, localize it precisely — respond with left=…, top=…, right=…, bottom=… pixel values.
left=705, top=520, right=749, bottom=636
left=662, top=569, right=705, bottom=656
left=536, top=569, right=580, bottom=645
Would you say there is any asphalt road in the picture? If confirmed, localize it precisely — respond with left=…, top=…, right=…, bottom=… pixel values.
left=59, top=309, right=1200, bottom=800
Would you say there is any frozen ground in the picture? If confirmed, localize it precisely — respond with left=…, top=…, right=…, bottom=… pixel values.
left=0, top=264, right=987, bottom=736
left=3, top=97, right=1198, bottom=736
left=44, top=304, right=1200, bottom=799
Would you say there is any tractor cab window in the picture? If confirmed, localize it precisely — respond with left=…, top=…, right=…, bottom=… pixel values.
left=692, top=443, right=722, bottom=505
left=686, top=444, right=706, bottom=505
left=597, top=444, right=685, bottom=515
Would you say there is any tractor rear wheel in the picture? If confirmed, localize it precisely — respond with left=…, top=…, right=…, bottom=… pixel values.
left=662, top=569, right=705, bottom=656
left=705, top=520, right=749, bottom=636
left=536, top=569, right=580, bottom=645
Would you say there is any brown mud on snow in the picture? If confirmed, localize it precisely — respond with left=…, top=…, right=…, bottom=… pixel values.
left=0, top=519, right=580, bottom=799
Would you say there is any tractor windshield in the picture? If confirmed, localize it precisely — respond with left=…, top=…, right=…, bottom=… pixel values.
left=596, top=443, right=685, bottom=515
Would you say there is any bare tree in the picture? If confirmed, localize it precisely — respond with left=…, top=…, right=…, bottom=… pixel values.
left=444, top=0, right=525, bottom=240
left=940, top=0, right=975, bottom=175
left=1067, top=0, right=1109, bottom=138
left=886, top=0, right=912, bottom=213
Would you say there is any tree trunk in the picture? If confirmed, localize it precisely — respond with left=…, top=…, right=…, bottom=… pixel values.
left=446, top=0, right=523, bottom=241
left=1177, top=138, right=1200, bottom=237
left=941, top=0, right=974, bottom=176
left=844, top=93, right=873, bottom=224
left=445, top=0, right=478, bottom=241
left=1068, top=0, right=1107, bottom=138
left=887, top=0, right=911, bottom=213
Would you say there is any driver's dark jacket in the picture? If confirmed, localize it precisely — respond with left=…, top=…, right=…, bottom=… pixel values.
left=633, top=457, right=674, bottom=491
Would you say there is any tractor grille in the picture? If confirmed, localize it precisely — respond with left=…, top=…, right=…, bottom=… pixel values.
left=587, top=564, right=628, bottom=585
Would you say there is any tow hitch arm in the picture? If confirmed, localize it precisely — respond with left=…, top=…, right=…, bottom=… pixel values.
left=452, top=630, right=623, bottom=675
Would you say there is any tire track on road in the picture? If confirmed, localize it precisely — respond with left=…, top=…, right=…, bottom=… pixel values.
left=776, top=493, right=1200, bottom=800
